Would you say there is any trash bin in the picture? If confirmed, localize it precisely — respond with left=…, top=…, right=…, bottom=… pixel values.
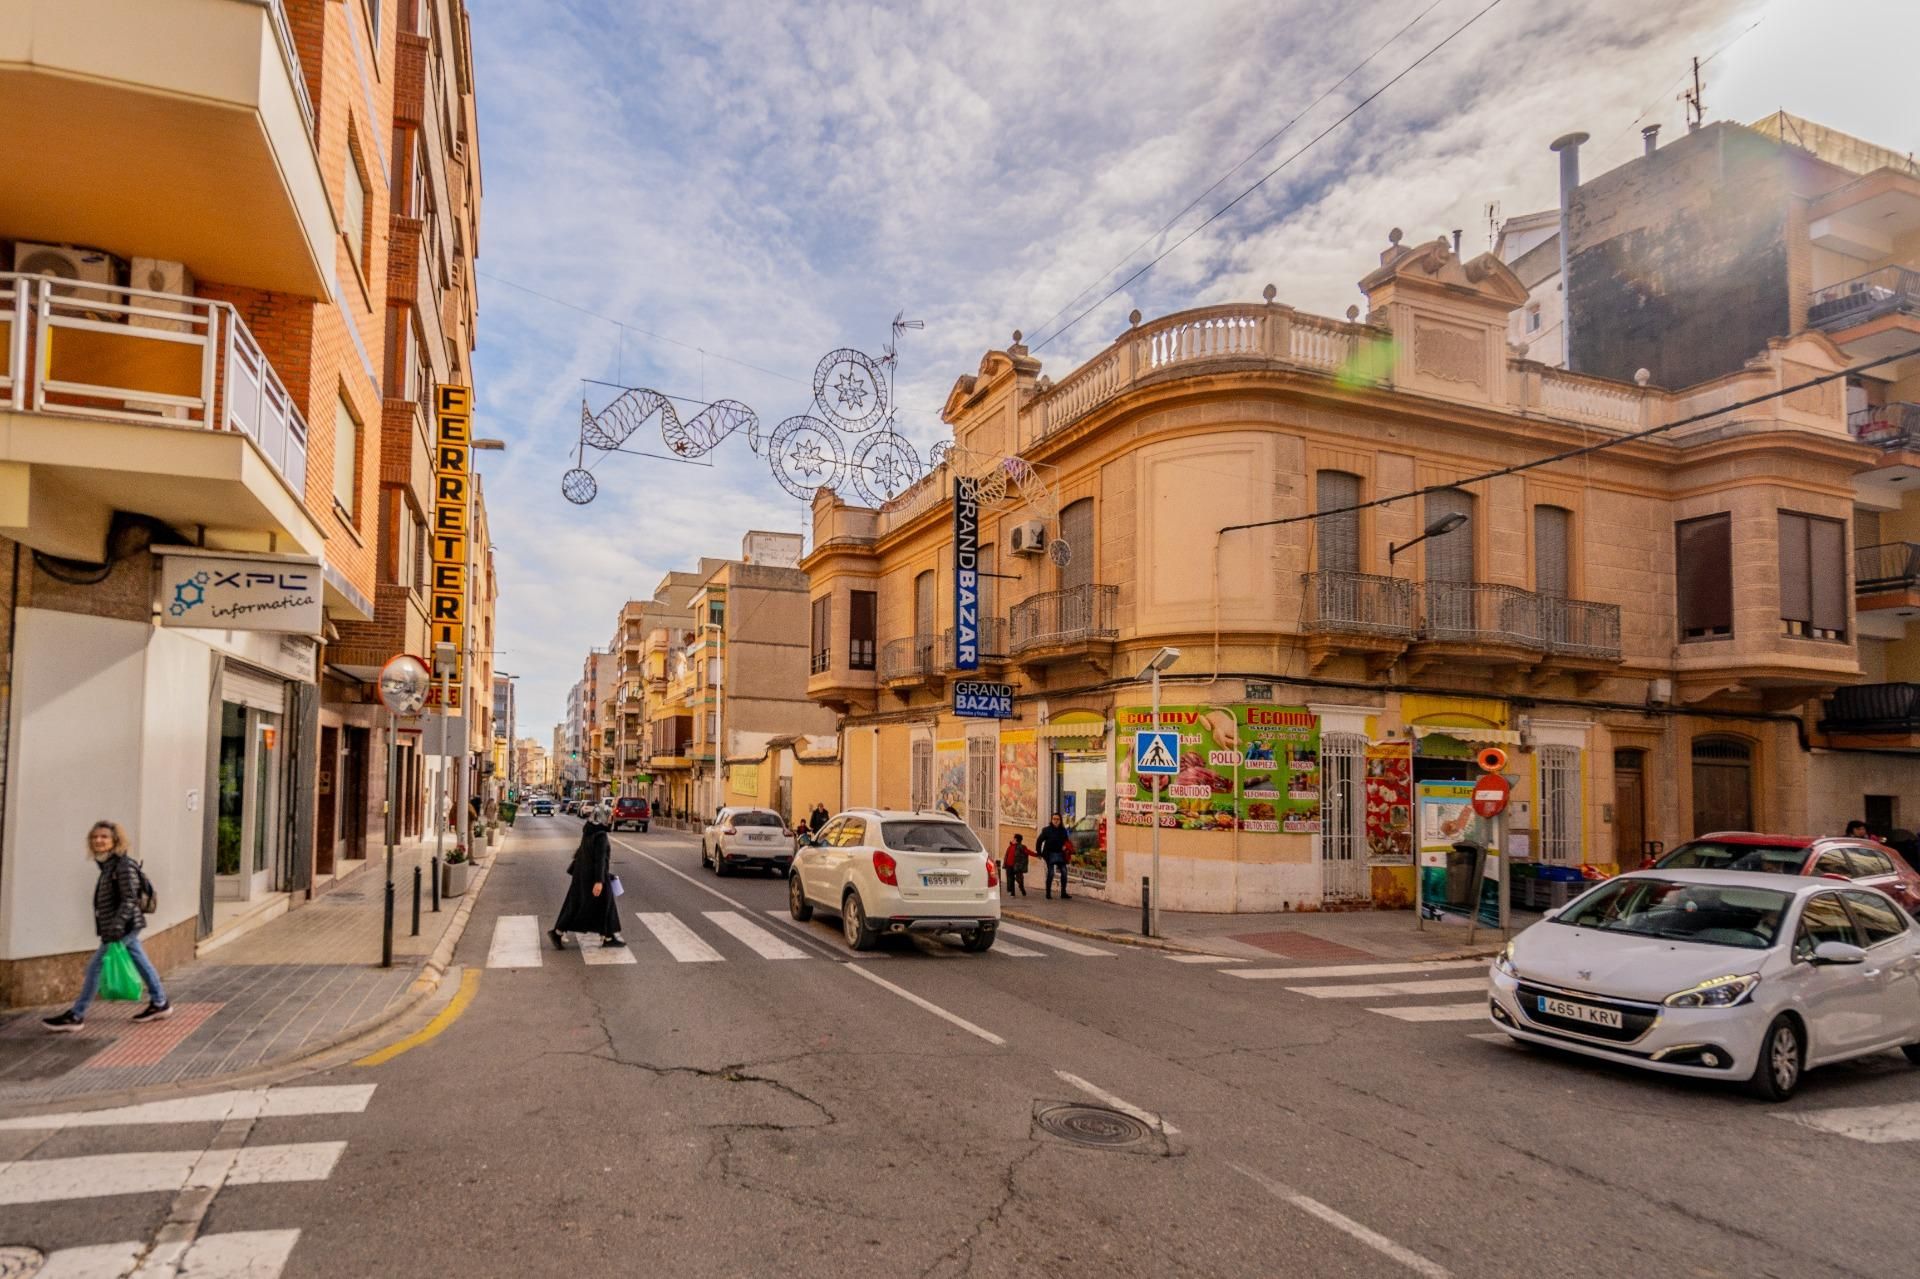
left=1445, top=842, right=1483, bottom=906
left=498, top=800, right=519, bottom=826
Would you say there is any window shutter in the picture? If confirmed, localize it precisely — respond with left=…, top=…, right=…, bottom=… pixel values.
left=1534, top=506, right=1570, bottom=597
left=1059, top=499, right=1094, bottom=591
left=1677, top=514, right=1732, bottom=638
left=1424, top=489, right=1474, bottom=583
left=914, top=571, right=935, bottom=640
left=850, top=591, right=877, bottom=670
left=1778, top=512, right=1811, bottom=625
left=1811, top=515, right=1847, bottom=638
left=1316, top=472, right=1361, bottom=574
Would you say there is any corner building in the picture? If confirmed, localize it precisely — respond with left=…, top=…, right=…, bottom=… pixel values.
left=805, top=233, right=1874, bottom=913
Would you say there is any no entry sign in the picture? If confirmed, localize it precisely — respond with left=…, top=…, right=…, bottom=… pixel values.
left=1470, top=774, right=1512, bottom=818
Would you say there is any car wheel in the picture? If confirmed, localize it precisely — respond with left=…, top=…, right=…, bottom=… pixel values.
left=1748, top=1015, right=1803, bottom=1102
left=1902, top=1043, right=1920, bottom=1066
left=788, top=873, right=813, bottom=922
left=640, top=823, right=648, bottom=833
left=713, top=849, right=729, bottom=877
left=841, top=890, right=877, bottom=951
left=960, top=928, right=995, bottom=953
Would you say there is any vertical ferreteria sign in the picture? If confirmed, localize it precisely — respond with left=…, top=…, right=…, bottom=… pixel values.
left=431, top=384, right=471, bottom=709
left=954, top=474, right=980, bottom=670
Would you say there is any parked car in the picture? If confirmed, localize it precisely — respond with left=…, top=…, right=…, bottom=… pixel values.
left=702, top=807, right=793, bottom=876
left=528, top=796, right=554, bottom=816
left=1655, top=832, right=1920, bottom=917
left=610, top=796, right=650, bottom=832
left=788, top=808, right=1000, bottom=952
left=1489, top=869, right=1920, bottom=1100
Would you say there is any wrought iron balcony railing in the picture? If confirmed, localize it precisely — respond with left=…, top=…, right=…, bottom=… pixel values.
left=1538, top=595, right=1624, bottom=660
left=1823, top=682, right=1920, bottom=733
left=1419, top=582, right=1546, bottom=648
left=1009, top=584, right=1119, bottom=655
left=1856, top=542, right=1920, bottom=593
left=1809, top=267, right=1920, bottom=330
left=939, top=617, right=1010, bottom=668
left=880, top=635, right=938, bottom=682
left=1849, top=402, right=1919, bottom=451
left=1301, top=571, right=1414, bottom=638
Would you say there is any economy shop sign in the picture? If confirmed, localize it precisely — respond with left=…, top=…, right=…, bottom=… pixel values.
left=1115, top=704, right=1321, bottom=833
left=157, top=548, right=323, bottom=634
left=952, top=475, right=980, bottom=670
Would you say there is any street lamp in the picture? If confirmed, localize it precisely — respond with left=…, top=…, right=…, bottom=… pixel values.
left=1388, top=511, right=1468, bottom=564
left=1138, top=646, right=1181, bottom=937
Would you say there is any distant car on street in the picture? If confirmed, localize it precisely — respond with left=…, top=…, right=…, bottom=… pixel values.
left=788, top=808, right=999, bottom=952
left=702, top=807, right=792, bottom=876
left=1655, top=833, right=1920, bottom=916
left=1490, top=868, right=1920, bottom=1100
left=529, top=796, right=553, bottom=816
left=610, top=796, right=650, bottom=832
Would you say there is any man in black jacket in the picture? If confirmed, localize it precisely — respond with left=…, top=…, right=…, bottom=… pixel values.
left=1036, top=813, right=1072, bottom=900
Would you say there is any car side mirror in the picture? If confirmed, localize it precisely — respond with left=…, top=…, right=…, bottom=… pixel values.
left=1812, top=941, right=1867, bottom=965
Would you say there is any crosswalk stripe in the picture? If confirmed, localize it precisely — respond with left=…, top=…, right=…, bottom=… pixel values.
left=1164, top=954, right=1246, bottom=964
left=36, top=1230, right=302, bottom=1279
left=0, top=1142, right=345, bottom=1206
left=1776, top=1101, right=1920, bottom=1143
left=486, top=915, right=543, bottom=968
left=1229, top=960, right=1486, bottom=981
left=579, top=938, right=637, bottom=965
left=1370, top=1003, right=1490, bottom=1023
left=995, top=922, right=1118, bottom=957
left=704, top=911, right=809, bottom=960
left=637, top=912, right=724, bottom=963
left=1285, top=978, right=1489, bottom=1000
left=0, top=1085, right=376, bottom=1132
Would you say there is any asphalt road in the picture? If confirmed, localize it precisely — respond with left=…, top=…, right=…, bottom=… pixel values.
left=11, top=814, right=1920, bottom=1278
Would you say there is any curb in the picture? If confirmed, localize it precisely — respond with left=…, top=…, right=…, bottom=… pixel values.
left=0, top=835, right=509, bottom=1121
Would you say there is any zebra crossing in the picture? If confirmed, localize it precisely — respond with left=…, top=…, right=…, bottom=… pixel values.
left=1222, top=958, right=1494, bottom=1023
left=0, top=1083, right=375, bottom=1277
left=482, top=911, right=1129, bottom=967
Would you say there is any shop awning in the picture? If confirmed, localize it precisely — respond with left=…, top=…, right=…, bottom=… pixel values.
left=1035, top=721, right=1108, bottom=741
left=1411, top=725, right=1521, bottom=746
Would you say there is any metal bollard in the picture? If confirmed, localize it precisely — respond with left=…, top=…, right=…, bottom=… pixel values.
left=381, top=880, right=394, bottom=968
left=411, top=865, right=422, bottom=936
left=431, top=854, right=441, bottom=913
left=1141, top=876, right=1152, bottom=937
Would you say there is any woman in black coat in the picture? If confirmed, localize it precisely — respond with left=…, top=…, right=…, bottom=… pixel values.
left=549, top=809, right=623, bottom=949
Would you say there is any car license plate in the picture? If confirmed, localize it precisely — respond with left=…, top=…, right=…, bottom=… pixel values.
left=921, top=872, right=965, bottom=886
left=1537, top=996, right=1622, bottom=1028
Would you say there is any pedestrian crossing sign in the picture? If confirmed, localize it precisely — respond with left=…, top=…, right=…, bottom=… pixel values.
left=1134, top=730, right=1180, bottom=776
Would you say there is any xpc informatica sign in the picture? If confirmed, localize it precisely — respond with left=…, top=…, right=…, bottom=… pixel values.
left=953, top=475, right=980, bottom=671
left=157, top=548, right=323, bottom=634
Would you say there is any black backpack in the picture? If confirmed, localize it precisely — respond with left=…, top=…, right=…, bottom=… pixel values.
left=133, top=859, right=157, bottom=915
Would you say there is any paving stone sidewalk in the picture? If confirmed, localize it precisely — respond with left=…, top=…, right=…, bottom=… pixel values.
left=0, top=834, right=500, bottom=1110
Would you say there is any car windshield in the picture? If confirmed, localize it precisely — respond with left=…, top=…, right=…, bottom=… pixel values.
left=1657, top=841, right=1806, bottom=875
left=1555, top=877, right=1791, bottom=949
left=730, top=811, right=783, bottom=827
left=882, top=820, right=984, bottom=853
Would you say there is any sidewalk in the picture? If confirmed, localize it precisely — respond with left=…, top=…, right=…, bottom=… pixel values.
left=1004, top=889, right=1531, bottom=962
left=0, top=831, right=502, bottom=1112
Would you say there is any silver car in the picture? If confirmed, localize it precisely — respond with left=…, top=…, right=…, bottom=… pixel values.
left=702, top=807, right=792, bottom=876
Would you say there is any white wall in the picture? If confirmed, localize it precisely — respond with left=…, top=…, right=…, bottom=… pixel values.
left=0, top=609, right=211, bottom=961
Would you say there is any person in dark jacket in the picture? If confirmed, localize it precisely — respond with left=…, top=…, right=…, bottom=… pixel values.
left=549, top=810, right=623, bottom=949
left=1036, top=814, right=1073, bottom=899
left=44, top=821, right=170, bottom=1030
left=809, top=803, right=829, bottom=834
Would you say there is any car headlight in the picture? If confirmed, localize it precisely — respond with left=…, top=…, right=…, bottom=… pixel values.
left=1494, top=943, right=1518, bottom=978
left=1662, top=973, right=1761, bottom=1008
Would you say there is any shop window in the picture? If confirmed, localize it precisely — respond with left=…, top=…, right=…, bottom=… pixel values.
left=911, top=740, right=933, bottom=812
left=1676, top=514, right=1732, bottom=640
left=809, top=596, right=831, bottom=674
left=850, top=590, right=877, bottom=670
left=967, top=737, right=996, bottom=840
left=1778, top=511, right=1847, bottom=641
left=1539, top=745, right=1581, bottom=863
left=1316, top=472, right=1362, bottom=575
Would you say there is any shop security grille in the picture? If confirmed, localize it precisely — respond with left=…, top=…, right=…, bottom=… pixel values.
left=1540, top=745, right=1581, bottom=864
left=911, top=739, right=933, bottom=812
left=967, top=737, right=996, bottom=840
left=1319, top=733, right=1368, bottom=901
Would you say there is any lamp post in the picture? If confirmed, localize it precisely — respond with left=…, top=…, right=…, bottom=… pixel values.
left=1138, top=646, right=1181, bottom=938
left=464, top=438, right=505, bottom=862
left=1387, top=510, right=1468, bottom=564
left=431, top=641, right=456, bottom=913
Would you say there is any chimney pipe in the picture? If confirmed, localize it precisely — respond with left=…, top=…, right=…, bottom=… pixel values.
left=1450, top=229, right=1463, bottom=255
left=1641, top=123, right=1661, bottom=156
left=1549, top=131, right=1589, bottom=369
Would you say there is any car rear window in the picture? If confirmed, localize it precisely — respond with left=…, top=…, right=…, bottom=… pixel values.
left=1658, top=841, right=1806, bottom=875
left=730, top=811, right=783, bottom=828
left=882, top=821, right=984, bottom=853
left=1555, top=877, right=1790, bottom=949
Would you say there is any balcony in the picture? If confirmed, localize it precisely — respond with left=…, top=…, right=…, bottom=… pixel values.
left=1808, top=268, right=1920, bottom=360
left=939, top=617, right=1010, bottom=673
left=881, top=635, right=939, bottom=689
left=807, top=643, right=878, bottom=711
left=1856, top=542, right=1920, bottom=616
left=1301, top=571, right=1413, bottom=675
left=0, top=271, right=318, bottom=561
left=1009, top=584, right=1119, bottom=669
left=1851, top=403, right=1920, bottom=454
left=0, top=0, right=335, bottom=296
left=1405, top=582, right=1622, bottom=682
left=1821, top=682, right=1920, bottom=746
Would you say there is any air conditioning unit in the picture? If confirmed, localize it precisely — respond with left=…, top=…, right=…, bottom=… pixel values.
left=13, top=242, right=123, bottom=321
left=1009, top=520, right=1048, bottom=556
left=128, top=257, right=196, bottom=334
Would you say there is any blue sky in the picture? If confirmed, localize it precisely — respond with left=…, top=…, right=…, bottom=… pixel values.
left=465, top=0, right=1915, bottom=738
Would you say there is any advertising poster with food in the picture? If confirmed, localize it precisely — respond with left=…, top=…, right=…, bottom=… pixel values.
left=1114, top=705, right=1319, bottom=832
left=934, top=739, right=967, bottom=818
left=998, top=729, right=1039, bottom=827
left=1363, top=741, right=1413, bottom=864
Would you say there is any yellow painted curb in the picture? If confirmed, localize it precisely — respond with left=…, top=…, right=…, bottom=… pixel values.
left=356, top=967, right=481, bottom=1067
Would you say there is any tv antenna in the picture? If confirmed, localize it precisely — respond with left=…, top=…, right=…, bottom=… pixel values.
left=1681, top=55, right=1705, bottom=131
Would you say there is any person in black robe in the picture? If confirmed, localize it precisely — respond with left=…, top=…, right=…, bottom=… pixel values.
left=550, top=811, right=622, bottom=948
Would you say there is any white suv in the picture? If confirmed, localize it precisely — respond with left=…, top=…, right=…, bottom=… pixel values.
left=788, top=809, right=1000, bottom=951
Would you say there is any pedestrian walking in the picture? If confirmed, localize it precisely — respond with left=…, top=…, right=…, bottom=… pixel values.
left=809, top=803, right=829, bottom=834
left=1002, top=834, right=1030, bottom=896
left=43, top=821, right=171, bottom=1031
left=549, top=807, right=623, bottom=949
left=1037, top=813, right=1072, bottom=900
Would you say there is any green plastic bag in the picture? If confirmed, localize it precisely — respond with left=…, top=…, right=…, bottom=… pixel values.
left=98, top=941, right=144, bottom=1002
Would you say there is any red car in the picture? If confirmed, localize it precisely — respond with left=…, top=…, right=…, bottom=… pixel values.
left=610, top=796, right=650, bottom=833
left=1655, top=832, right=1920, bottom=916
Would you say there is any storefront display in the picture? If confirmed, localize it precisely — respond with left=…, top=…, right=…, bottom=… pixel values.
left=1114, top=704, right=1320, bottom=832
left=934, top=738, right=967, bottom=817
left=998, top=729, right=1039, bottom=827
left=1364, top=741, right=1413, bottom=864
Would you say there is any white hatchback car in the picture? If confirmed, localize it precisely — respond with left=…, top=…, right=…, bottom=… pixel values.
left=1490, top=869, right=1920, bottom=1100
left=788, top=808, right=1000, bottom=951
left=701, top=807, right=792, bottom=876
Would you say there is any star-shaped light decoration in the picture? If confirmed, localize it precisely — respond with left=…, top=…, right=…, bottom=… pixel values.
left=872, top=447, right=909, bottom=496
left=834, top=369, right=868, bottom=410
left=789, top=438, right=827, bottom=478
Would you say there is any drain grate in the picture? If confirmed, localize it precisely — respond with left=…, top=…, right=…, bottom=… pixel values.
left=1033, top=1102, right=1155, bottom=1149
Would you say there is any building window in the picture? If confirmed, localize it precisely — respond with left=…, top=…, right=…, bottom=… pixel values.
left=1423, top=488, right=1474, bottom=582
left=333, top=395, right=361, bottom=520
left=708, top=598, right=724, bottom=627
left=849, top=590, right=877, bottom=670
left=967, top=736, right=996, bottom=842
left=913, top=570, right=935, bottom=641
left=1676, top=514, right=1732, bottom=640
left=810, top=596, right=831, bottom=674
left=911, top=740, right=933, bottom=812
left=1059, top=498, right=1093, bottom=592
left=1534, top=505, right=1571, bottom=597
left=1539, top=745, right=1581, bottom=864
left=1526, top=306, right=1542, bottom=333
left=344, top=147, right=369, bottom=275
left=1315, top=471, right=1362, bottom=575
left=1778, top=511, right=1847, bottom=641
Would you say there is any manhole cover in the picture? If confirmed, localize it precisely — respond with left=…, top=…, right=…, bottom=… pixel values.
left=0, top=1246, right=45, bottom=1277
left=1033, top=1103, right=1155, bottom=1149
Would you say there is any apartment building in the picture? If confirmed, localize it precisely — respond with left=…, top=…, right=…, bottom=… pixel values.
left=1500, top=115, right=1920, bottom=839
left=581, top=648, right=615, bottom=802
left=516, top=737, right=547, bottom=789
left=804, top=228, right=1873, bottom=913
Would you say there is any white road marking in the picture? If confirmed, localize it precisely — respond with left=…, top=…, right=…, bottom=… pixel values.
left=988, top=939, right=1046, bottom=958
left=1228, top=960, right=1487, bottom=981
left=485, top=915, right=543, bottom=968
left=637, top=912, right=725, bottom=963
left=1163, top=954, right=1246, bottom=964
left=704, top=911, right=809, bottom=960
left=763, top=910, right=889, bottom=958
left=34, top=1230, right=305, bottom=1279
left=0, top=1085, right=375, bottom=1132
left=31, top=1241, right=141, bottom=1279
left=1776, top=1101, right=1920, bottom=1143
left=843, top=965, right=1006, bottom=1046
left=1231, top=1163, right=1454, bottom=1278
left=1286, top=978, right=1489, bottom=1000
left=995, top=922, right=1118, bottom=956
left=1055, top=1071, right=1180, bottom=1135
left=0, top=1142, right=345, bottom=1205
left=1467, top=1032, right=1514, bottom=1044
left=1370, top=1003, right=1490, bottom=1022
left=579, top=938, right=637, bottom=965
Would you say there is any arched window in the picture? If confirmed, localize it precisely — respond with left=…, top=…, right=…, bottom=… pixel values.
left=1691, top=737, right=1754, bottom=835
